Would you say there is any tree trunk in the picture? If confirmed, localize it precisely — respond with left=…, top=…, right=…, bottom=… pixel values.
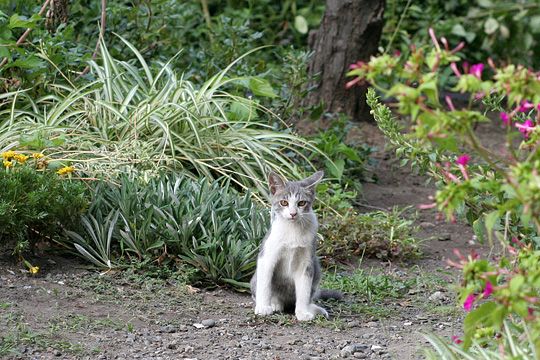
left=304, top=0, right=384, bottom=122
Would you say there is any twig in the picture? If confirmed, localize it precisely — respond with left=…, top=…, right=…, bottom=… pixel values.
left=0, top=0, right=51, bottom=69
left=78, top=0, right=107, bottom=78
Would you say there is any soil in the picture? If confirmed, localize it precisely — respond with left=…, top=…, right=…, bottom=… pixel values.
left=0, top=123, right=492, bottom=360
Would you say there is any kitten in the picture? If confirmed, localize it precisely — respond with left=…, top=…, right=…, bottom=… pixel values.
left=251, top=170, right=338, bottom=321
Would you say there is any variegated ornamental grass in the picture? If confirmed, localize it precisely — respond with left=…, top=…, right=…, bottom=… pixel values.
left=0, top=37, right=323, bottom=199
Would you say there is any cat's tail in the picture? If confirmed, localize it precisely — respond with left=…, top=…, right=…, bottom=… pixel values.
left=316, top=289, right=344, bottom=301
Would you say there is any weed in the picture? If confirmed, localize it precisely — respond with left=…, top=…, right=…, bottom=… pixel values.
left=320, top=207, right=422, bottom=264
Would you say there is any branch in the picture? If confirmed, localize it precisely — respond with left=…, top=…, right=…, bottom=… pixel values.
left=78, top=0, right=107, bottom=78
left=0, top=0, right=51, bottom=69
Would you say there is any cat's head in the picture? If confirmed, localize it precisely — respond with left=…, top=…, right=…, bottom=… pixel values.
left=268, top=170, right=324, bottom=222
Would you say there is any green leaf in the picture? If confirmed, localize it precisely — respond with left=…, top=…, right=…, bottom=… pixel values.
left=2, top=55, right=45, bottom=70
left=484, top=210, right=499, bottom=245
left=248, top=77, right=277, bottom=98
left=463, top=301, right=498, bottom=349
left=294, top=15, right=308, bottom=34
left=325, top=158, right=344, bottom=180
left=9, top=14, right=40, bottom=29
left=529, top=16, right=540, bottom=33
left=484, top=18, right=499, bottom=35
left=477, top=0, right=493, bottom=7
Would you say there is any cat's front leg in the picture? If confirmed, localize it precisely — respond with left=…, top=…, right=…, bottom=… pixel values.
left=294, top=269, right=328, bottom=321
left=254, top=258, right=275, bottom=316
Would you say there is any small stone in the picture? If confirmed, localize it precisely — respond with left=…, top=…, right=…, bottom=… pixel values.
left=167, top=341, right=178, bottom=350
left=437, top=233, right=451, bottom=241
left=184, top=345, right=194, bottom=353
left=403, top=321, right=413, bottom=326
left=201, top=319, right=216, bottom=328
left=54, top=350, right=62, bottom=357
left=193, top=323, right=205, bottom=329
left=428, top=291, right=447, bottom=303
left=160, top=325, right=176, bottom=333
left=419, top=222, right=435, bottom=228
left=371, top=345, right=383, bottom=351
left=353, top=353, right=366, bottom=359
left=340, top=345, right=355, bottom=358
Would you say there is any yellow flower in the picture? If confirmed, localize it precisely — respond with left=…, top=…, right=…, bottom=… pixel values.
left=14, top=154, right=29, bottom=163
left=32, top=153, right=44, bottom=159
left=3, top=160, right=13, bottom=168
left=57, top=166, right=75, bottom=175
left=29, top=266, right=39, bottom=274
left=1, top=150, right=16, bottom=160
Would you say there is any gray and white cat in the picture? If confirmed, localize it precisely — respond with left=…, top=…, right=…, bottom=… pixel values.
left=251, top=170, right=338, bottom=321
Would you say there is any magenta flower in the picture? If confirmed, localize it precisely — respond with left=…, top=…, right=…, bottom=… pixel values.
left=515, top=119, right=536, bottom=138
left=456, top=154, right=470, bottom=166
left=483, top=281, right=493, bottom=298
left=451, top=336, right=463, bottom=345
left=349, top=60, right=365, bottom=70
left=463, top=294, right=476, bottom=311
left=469, top=63, right=484, bottom=79
left=500, top=112, right=510, bottom=126
left=518, top=100, right=534, bottom=112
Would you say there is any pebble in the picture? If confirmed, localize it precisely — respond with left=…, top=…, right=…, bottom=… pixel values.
left=160, top=325, right=176, bottom=333
left=201, top=319, right=216, bottom=328
left=428, top=291, right=447, bottom=303
left=437, top=233, right=451, bottom=241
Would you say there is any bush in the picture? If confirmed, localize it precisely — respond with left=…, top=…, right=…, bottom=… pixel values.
left=67, top=173, right=269, bottom=289
left=0, top=150, right=88, bottom=255
left=349, top=26, right=540, bottom=355
left=1, top=37, right=323, bottom=198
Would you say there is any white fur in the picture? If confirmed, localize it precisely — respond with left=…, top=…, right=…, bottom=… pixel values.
left=254, top=214, right=326, bottom=320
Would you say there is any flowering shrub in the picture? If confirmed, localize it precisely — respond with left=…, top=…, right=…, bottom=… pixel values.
left=349, top=28, right=540, bottom=354
left=0, top=150, right=88, bottom=257
left=449, top=245, right=540, bottom=351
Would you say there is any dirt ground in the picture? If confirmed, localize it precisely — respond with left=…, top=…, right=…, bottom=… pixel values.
left=0, top=123, right=491, bottom=360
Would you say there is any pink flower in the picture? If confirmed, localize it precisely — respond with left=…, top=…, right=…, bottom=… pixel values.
left=469, top=63, right=484, bottom=79
left=418, top=202, right=437, bottom=210
left=515, top=119, right=536, bottom=138
left=483, top=281, right=493, bottom=298
left=349, top=60, right=365, bottom=70
left=393, top=50, right=401, bottom=57
left=518, top=100, right=534, bottom=112
left=450, top=62, right=462, bottom=77
left=429, top=27, right=440, bottom=52
left=345, top=77, right=362, bottom=89
left=463, top=294, right=476, bottom=311
left=456, top=154, right=470, bottom=166
left=451, top=336, right=463, bottom=345
left=500, top=112, right=510, bottom=126
left=445, top=96, right=456, bottom=111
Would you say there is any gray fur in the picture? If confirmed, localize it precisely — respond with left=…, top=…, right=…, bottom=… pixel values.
left=251, top=171, right=337, bottom=320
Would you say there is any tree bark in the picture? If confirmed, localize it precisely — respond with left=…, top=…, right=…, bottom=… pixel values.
left=304, top=0, right=384, bottom=122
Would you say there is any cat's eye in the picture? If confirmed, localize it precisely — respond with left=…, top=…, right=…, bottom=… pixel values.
left=297, top=200, right=307, bottom=207
left=279, top=200, right=289, bottom=207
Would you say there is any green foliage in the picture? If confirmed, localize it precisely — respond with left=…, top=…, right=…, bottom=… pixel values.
left=308, top=115, right=374, bottom=184
left=356, top=27, right=540, bottom=357
left=67, top=173, right=269, bottom=289
left=319, top=207, right=421, bottom=264
left=424, top=321, right=538, bottom=360
left=1, top=37, right=323, bottom=198
left=322, top=268, right=412, bottom=303
left=0, top=150, right=88, bottom=255
left=384, top=0, right=540, bottom=69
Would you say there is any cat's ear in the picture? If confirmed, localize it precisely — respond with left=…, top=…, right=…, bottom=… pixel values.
left=268, top=171, right=286, bottom=195
left=300, top=171, right=324, bottom=189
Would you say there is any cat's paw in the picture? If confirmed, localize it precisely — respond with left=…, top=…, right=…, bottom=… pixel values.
left=254, top=304, right=274, bottom=316
left=295, top=304, right=328, bottom=321
left=295, top=309, right=316, bottom=321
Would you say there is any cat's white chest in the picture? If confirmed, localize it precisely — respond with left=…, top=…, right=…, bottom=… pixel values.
left=266, top=220, right=315, bottom=249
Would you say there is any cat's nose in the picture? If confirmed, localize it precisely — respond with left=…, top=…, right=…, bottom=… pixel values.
left=290, top=212, right=297, bottom=218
